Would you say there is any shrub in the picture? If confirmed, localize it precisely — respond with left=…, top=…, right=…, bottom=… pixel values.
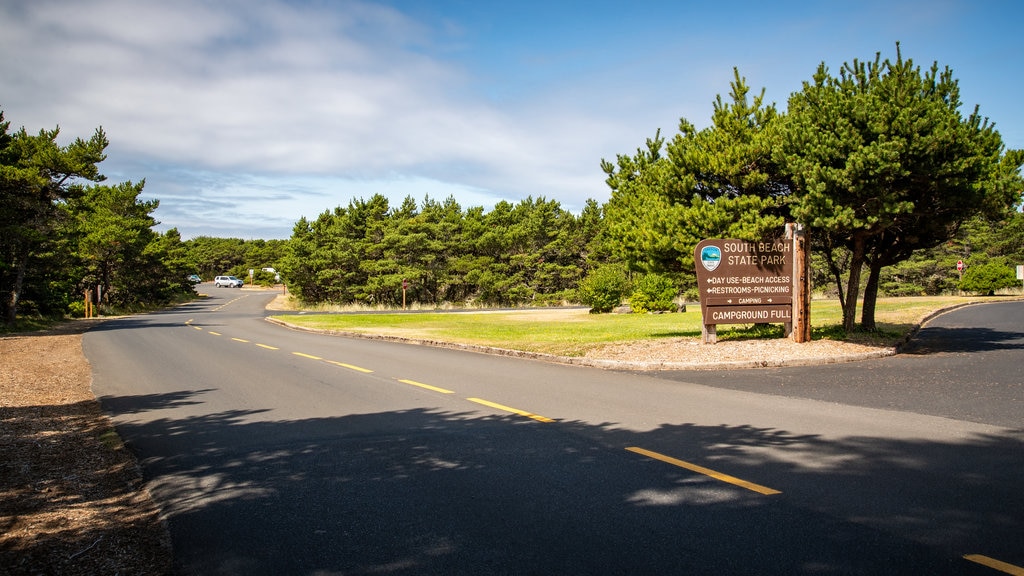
left=682, top=287, right=700, bottom=303
left=959, top=259, right=1018, bottom=294
left=577, top=264, right=630, bottom=313
left=629, top=273, right=677, bottom=313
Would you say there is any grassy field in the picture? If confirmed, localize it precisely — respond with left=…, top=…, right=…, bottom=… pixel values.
left=271, top=295, right=1018, bottom=358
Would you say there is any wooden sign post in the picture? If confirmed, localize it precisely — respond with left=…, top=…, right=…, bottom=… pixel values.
left=694, top=225, right=811, bottom=344
left=787, top=223, right=811, bottom=343
left=694, top=237, right=793, bottom=344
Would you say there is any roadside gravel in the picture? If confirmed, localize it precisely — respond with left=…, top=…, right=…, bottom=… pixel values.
left=0, top=321, right=171, bottom=576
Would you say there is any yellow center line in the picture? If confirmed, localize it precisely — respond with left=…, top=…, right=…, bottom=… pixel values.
left=293, top=352, right=322, bottom=360
left=325, top=360, right=374, bottom=373
left=397, top=378, right=453, bottom=394
left=191, top=326, right=203, bottom=331
left=626, top=446, right=781, bottom=496
left=208, top=331, right=221, bottom=336
left=964, top=554, right=1024, bottom=575
left=231, top=338, right=250, bottom=343
left=467, top=398, right=554, bottom=423
left=255, top=343, right=278, bottom=350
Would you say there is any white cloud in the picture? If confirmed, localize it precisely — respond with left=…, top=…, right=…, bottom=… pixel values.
left=5, top=0, right=1018, bottom=239
left=2, top=0, right=634, bottom=239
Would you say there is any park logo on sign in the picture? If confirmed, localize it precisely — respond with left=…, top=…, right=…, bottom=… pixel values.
left=700, top=245, right=722, bottom=271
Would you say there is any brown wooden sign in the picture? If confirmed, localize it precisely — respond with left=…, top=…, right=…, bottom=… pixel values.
left=694, top=238, right=793, bottom=329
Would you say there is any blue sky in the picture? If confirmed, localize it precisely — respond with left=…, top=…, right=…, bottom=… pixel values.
left=2, top=0, right=1021, bottom=239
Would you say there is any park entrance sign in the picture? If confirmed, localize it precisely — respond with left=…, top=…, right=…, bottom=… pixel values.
left=694, top=238, right=794, bottom=343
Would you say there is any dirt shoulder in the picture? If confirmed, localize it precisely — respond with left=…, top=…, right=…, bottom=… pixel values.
left=0, top=320, right=172, bottom=575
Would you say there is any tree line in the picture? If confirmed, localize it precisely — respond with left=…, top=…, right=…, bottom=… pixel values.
left=3, top=45, right=1023, bottom=330
left=280, top=195, right=606, bottom=307
left=0, top=113, right=197, bottom=325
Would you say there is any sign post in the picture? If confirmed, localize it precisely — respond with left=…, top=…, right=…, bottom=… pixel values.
left=402, top=279, right=408, bottom=310
left=787, top=223, right=811, bottom=343
left=694, top=237, right=794, bottom=344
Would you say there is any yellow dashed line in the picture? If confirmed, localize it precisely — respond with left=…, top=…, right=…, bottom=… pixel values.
left=397, top=378, right=453, bottom=394
left=191, top=326, right=203, bottom=331
left=231, top=338, right=250, bottom=343
left=293, top=352, right=322, bottom=360
left=467, top=398, right=554, bottom=423
left=964, top=554, right=1024, bottom=575
left=326, top=360, right=373, bottom=373
left=626, top=446, right=781, bottom=496
left=208, top=331, right=222, bottom=336
left=255, top=343, right=278, bottom=350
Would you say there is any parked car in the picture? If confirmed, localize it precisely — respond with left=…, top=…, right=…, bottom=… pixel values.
left=187, top=274, right=202, bottom=284
left=214, top=275, right=243, bottom=288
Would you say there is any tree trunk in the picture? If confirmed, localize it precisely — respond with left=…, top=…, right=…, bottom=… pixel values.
left=842, top=235, right=867, bottom=333
left=824, top=249, right=847, bottom=312
left=861, top=256, right=885, bottom=331
left=4, top=243, right=27, bottom=325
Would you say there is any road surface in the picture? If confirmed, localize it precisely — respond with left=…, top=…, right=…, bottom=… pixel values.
left=84, top=290, right=1024, bottom=575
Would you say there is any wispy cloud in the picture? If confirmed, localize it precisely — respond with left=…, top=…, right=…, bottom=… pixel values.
left=3, top=0, right=1021, bottom=238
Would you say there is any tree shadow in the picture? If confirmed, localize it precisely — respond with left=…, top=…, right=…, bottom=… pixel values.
left=51, top=389, right=1024, bottom=574
left=98, top=388, right=219, bottom=414
left=0, top=399, right=170, bottom=575
left=900, top=326, right=1024, bottom=354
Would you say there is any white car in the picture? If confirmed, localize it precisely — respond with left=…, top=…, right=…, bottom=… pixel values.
left=214, top=275, right=243, bottom=288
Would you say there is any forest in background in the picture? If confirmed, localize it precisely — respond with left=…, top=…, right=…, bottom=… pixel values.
left=4, top=46, right=1024, bottom=330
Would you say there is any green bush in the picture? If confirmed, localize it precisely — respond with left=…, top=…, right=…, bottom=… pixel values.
left=66, top=300, right=86, bottom=318
left=682, top=287, right=700, bottom=303
left=577, top=264, right=630, bottom=313
left=959, top=260, right=1018, bottom=294
left=629, top=273, right=677, bottom=313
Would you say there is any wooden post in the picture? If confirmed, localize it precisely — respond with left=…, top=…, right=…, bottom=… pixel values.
left=788, top=223, right=812, bottom=343
left=702, top=323, right=717, bottom=345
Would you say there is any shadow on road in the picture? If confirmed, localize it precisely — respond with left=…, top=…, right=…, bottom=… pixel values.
left=901, top=326, right=1024, bottom=354
left=88, top=388, right=1022, bottom=575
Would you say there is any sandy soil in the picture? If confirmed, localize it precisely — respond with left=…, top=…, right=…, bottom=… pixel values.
left=0, top=321, right=172, bottom=575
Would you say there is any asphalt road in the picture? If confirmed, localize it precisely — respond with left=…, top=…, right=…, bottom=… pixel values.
left=84, top=289, right=1024, bottom=575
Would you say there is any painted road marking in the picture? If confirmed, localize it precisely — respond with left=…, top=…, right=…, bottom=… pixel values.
left=212, top=294, right=249, bottom=312
left=255, top=343, right=278, bottom=350
left=326, top=360, right=374, bottom=373
left=208, top=331, right=222, bottom=336
left=626, top=446, right=781, bottom=496
left=293, top=352, right=322, bottom=360
left=964, top=554, right=1024, bottom=575
left=467, top=398, right=554, bottom=423
left=191, top=326, right=203, bottom=331
left=231, top=338, right=250, bottom=343
left=398, top=379, right=454, bottom=394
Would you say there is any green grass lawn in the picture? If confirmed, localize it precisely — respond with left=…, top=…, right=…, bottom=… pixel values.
left=272, top=296, right=1017, bottom=357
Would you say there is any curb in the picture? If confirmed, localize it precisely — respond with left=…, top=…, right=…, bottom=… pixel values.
left=265, top=316, right=897, bottom=371
left=266, top=298, right=1023, bottom=371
